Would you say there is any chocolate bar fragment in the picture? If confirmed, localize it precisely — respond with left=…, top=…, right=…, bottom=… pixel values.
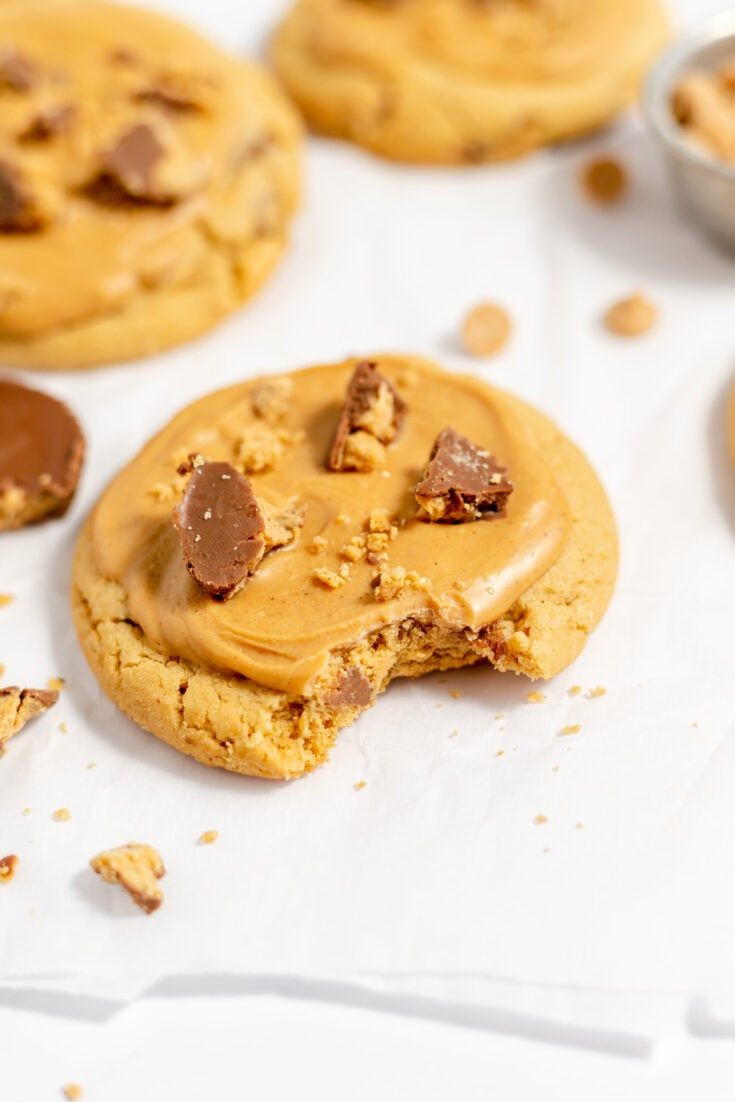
left=0, top=161, right=44, bottom=231
left=173, top=460, right=266, bottom=600
left=328, top=360, right=406, bottom=472
left=88, top=123, right=173, bottom=206
left=414, top=427, right=513, bottom=523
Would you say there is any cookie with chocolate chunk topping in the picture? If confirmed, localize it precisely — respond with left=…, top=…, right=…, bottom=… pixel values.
left=0, top=0, right=301, bottom=369
left=415, top=427, right=512, bottom=522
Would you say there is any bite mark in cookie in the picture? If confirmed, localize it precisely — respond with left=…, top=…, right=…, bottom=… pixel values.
left=415, top=427, right=513, bottom=522
left=90, top=843, right=165, bottom=914
left=328, top=360, right=406, bottom=472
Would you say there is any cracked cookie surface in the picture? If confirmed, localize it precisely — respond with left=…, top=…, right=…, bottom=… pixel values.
left=72, top=355, right=617, bottom=780
left=272, top=0, right=668, bottom=164
left=0, top=0, right=301, bottom=368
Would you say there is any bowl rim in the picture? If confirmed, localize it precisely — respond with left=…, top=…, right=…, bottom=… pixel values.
left=644, top=9, right=735, bottom=184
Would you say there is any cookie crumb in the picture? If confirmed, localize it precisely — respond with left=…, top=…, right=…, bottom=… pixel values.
left=0, top=854, right=18, bottom=883
left=449, top=689, right=461, bottom=700
left=533, top=814, right=548, bottom=825
left=581, top=157, right=627, bottom=204
left=53, top=807, right=71, bottom=821
left=461, top=302, right=512, bottom=358
left=575, top=822, right=585, bottom=831
left=22, top=807, right=31, bottom=815
left=313, top=567, right=346, bottom=590
left=90, top=843, right=165, bottom=914
left=353, top=780, right=367, bottom=791
left=551, top=765, right=560, bottom=773
left=62, top=1085, right=83, bottom=1101
left=198, top=830, right=218, bottom=845
left=559, top=724, right=581, bottom=736
left=308, top=534, right=328, bottom=555
left=58, top=722, right=68, bottom=733
left=86, top=762, right=96, bottom=770
left=603, top=293, right=658, bottom=337
left=587, top=685, right=607, bottom=699
left=250, top=376, right=293, bottom=425
left=0, top=593, right=14, bottom=606
left=373, top=565, right=431, bottom=602
left=568, top=685, right=582, bottom=697
left=495, top=749, right=505, bottom=757
left=47, top=677, right=65, bottom=692
left=527, top=691, right=545, bottom=704
left=449, top=730, right=459, bottom=739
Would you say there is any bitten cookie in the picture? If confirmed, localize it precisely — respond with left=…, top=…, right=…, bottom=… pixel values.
left=0, top=0, right=301, bottom=369
left=72, top=355, right=618, bottom=780
left=272, top=0, right=668, bottom=164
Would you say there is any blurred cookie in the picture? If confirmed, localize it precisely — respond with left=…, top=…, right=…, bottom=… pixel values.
left=0, top=0, right=301, bottom=368
left=272, top=0, right=668, bottom=164
left=72, top=355, right=617, bottom=780
left=0, top=378, right=84, bottom=530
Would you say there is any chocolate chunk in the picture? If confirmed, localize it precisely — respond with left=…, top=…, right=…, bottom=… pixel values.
left=173, top=461, right=266, bottom=600
left=328, top=361, right=406, bottom=472
left=0, top=380, right=85, bottom=530
left=0, top=47, right=37, bottom=92
left=414, top=427, right=513, bottom=523
left=325, top=667, right=373, bottom=710
left=21, top=103, right=74, bottom=142
left=89, top=123, right=170, bottom=206
left=134, top=84, right=201, bottom=113
left=0, top=161, right=42, bottom=232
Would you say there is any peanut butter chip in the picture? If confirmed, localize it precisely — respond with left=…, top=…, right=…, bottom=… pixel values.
left=173, top=460, right=265, bottom=600
left=603, top=293, right=658, bottom=338
left=328, top=360, right=406, bottom=472
left=581, top=157, right=627, bottom=204
left=0, top=854, right=18, bottom=883
left=90, top=843, right=165, bottom=914
left=461, top=302, right=512, bottom=358
left=415, top=427, right=513, bottom=523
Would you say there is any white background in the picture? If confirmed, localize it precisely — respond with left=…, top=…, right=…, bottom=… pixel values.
left=3, top=0, right=735, bottom=1097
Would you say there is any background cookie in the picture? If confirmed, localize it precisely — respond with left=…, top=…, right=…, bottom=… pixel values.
left=0, top=0, right=301, bottom=368
left=72, top=356, right=618, bottom=780
left=272, top=0, right=668, bottom=164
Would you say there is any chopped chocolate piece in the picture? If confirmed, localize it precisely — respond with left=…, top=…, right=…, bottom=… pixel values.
left=328, top=361, right=406, bottom=472
left=0, top=161, right=42, bottom=232
left=414, top=427, right=513, bottom=523
left=21, top=103, right=74, bottom=142
left=90, top=843, right=165, bottom=914
left=325, top=667, right=373, bottom=710
left=0, top=380, right=85, bottom=531
left=173, top=460, right=265, bottom=600
left=0, top=686, right=58, bottom=753
left=0, top=47, right=36, bottom=92
left=134, top=84, right=201, bottom=113
left=89, top=123, right=170, bottom=206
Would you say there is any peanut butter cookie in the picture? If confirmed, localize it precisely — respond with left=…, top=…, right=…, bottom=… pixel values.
left=272, top=0, right=668, bottom=164
left=72, top=355, right=618, bottom=780
left=0, top=0, right=301, bottom=368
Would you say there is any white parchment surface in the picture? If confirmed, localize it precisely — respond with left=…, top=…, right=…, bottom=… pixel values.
left=1, top=0, right=734, bottom=1039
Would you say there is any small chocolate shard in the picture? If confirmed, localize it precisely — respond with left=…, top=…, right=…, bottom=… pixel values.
left=21, top=103, right=74, bottom=142
left=414, top=427, right=513, bottom=523
left=0, top=379, right=85, bottom=530
left=0, top=47, right=37, bottom=92
left=89, top=123, right=171, bottom=206
left=0, top=161, right=43, bottom=232
left=173, top=460, right=265, bottom=600
left=325, top=667, right=373, bottom=710
left=0, top=686, right=58, bottom=754
left=328, top=361, right=406, bottom=472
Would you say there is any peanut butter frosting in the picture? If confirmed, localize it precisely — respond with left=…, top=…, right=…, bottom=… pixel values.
left=0, top=0, right=300, bottom=366
left=91, top=357, right=570, bottom=696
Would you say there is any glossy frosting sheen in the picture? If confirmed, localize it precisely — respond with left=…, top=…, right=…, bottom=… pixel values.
left=92, top=358, right=570, bottom=695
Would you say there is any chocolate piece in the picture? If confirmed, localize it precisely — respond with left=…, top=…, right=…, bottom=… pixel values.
left=0, top=47, right=36, bottom=92
left=0, top=380, right=85, bottom=530
left=0, top=161, right=43, bottom=232
left=414, top=427, right=513, bottom=523
left=328, top=361, right=406, bottom=472
left=21, top=103, right=74, bottom=142
left=325, top=667, right=372, bottom=710
left=89, top=123, right=170, bottom=206
left=173, top=461, right=266, bottom=600
left=0, top=686, right=59, bottom=753
left=134, top=84, right=201, bottom=113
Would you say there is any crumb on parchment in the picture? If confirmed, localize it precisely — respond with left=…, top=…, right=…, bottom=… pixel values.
left=0, top=854, right=18, bottom=883
left=90, top=843, right=165, bottom=915
left=527, top=691, right=545, bottom=704
left=198, top=830, right=218, bottom=845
